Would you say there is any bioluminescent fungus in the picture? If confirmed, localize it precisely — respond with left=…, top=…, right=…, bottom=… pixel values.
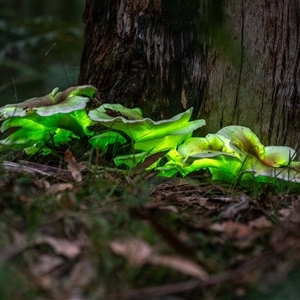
left=0, top=86, right=96, bottom=154
left=88, top=104, right=205, bottom=144
left=1, top=88, right=300, bottom=184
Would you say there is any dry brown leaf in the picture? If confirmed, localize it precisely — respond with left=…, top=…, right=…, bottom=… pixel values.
left=197, top=197, right=218, bottom=210
left=278, top=208, right=291, bottom=219
left=0, top=232, right=27, bottom=265
left=31, top=254, right=64, bottom=275
left=65, top=258, right=96, bottom=290
left=130, top=151, right=168, bottom=175
left=0, top=233, right=81, bottom=267
left=33, top=179, right=51, bottom=190
left=35, top=235, right=81, bottom=258
left=64, top=149, right=84, bottom=182
left=110, top=239, right=153, bottom=266
left=211, top=221, right=253, bottom=239
left=151, top=255, right=208, bottom=280
left=46, top=183, right=74, bottom=194
left=159, top=205, right=179, bottom=213
left=249, top=216, right=273, bottom=229
left=220, top=195, right=249, bottom=219
left=109, top=239, right=208, bottom=280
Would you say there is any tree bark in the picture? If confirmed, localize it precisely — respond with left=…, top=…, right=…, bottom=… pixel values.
left=78, top=0, right=300, bottom=149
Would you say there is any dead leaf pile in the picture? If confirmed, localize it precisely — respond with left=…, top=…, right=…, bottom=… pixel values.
left=1, top=159, right=300, bottom=299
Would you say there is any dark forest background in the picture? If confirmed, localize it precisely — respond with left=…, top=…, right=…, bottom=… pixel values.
left=0, top=0, right=84, bottom=105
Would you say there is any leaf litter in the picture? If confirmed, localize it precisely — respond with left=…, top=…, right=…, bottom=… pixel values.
left=1, top=154, right=300, bottom=299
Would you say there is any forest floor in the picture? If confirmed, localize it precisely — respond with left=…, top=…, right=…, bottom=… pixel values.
left=1, top=149, right=300, bottom=300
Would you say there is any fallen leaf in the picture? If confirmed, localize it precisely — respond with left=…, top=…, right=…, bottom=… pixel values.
left=211, top=221, right=253, bottom=239
left=159, top=205, right=179, bottom=213
left=278, top=208, right=291, bottom=219
left=64, top=149, right=84, bottom=182
left=109, top=239, right=208, bottom=280
left=34, top=179, right=51, bottom=190
left=197, top=197, right=219, bottom=210
left=31, top=254, right=64, bottom=275
left=130, top=151, right=168, bottom=175
left=249, top=216, right=273, bottom=229
left=35, top=235, right=81, bottom=258
left=151, top=255, right=208, bottom=280
left=47, top=183, right=74, bottom=194
left=110, top=239, right=153, bottom=266
left=220, top=195, right=249, bottom=219
left=64, top=258, right=96, bottom=290
left=0, top=233, right=81, bottom=267
left=0, top=232, right=27, bottom=265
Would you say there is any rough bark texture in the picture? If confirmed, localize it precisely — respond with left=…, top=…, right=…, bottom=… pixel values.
left=78, top=0, right=300, bottom=149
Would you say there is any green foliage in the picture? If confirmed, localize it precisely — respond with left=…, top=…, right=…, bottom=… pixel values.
left=1, top=87, right=300, bottom=185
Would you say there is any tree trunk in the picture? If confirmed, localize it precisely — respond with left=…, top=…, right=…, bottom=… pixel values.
left=78, top=0, right=300, bottom=149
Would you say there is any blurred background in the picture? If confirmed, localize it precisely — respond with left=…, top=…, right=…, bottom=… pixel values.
left=0, top=0, right=84, bottom=105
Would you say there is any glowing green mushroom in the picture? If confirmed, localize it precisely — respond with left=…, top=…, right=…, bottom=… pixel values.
left=158, top=126, right=300, bottom=183
left=156, top=149, right=189, bottom=177
left=89, top=131, right=127, bottom=152
left=217, top=126, right=297, bottom=167
left=113, top=152, right=150, bottom=169
left=154, top=146, right=243, bottom=182
left=177, top=134, right=240, bottom=161
left=1, top=88, right=299, bottom=185
left=88, top=104, right=205, bottom=143
left=134, top=134, right=193, bottom=153
left=0, top=85, right=96, bottom=119
left=0, top=85, right=96, bottom=154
